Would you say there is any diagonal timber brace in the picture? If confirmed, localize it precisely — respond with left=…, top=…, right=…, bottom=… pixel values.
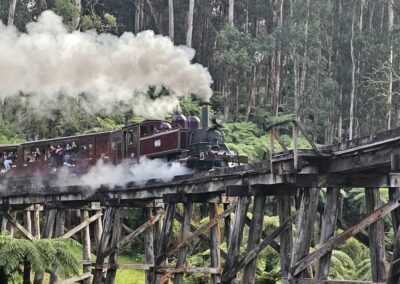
left=103, top=213, right=162, bottom=258
left=222, top=212, right=298, bottom=282
left=3, top=211, right=34, bottom=241
left=155, top=205, right=236, bottom=263
left=62, top=212, right=102, bottom=239
left=291, top=198, right=400, bottom=276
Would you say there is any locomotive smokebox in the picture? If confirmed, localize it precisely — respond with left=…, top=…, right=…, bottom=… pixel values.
left=200, top=102, right=211, bottom=129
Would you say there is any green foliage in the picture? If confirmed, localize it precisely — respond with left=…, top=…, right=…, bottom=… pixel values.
left=0, top=232, right=80, bottom=279
left=179, top=99, right=202, bottom=117
left=53, top=0, right=80, bottom=31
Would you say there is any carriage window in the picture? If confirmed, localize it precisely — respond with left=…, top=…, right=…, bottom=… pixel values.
left=126, top=130, right=138, bottom=146
left=88, top=144, right=94, bottom=156
left=23, top=146, right=44, bottom=164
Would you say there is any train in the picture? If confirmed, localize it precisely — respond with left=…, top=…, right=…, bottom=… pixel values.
left=0, top=103, right=247, bottom=181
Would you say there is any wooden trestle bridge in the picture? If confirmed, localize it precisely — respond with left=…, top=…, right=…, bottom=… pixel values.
left=2, top=123, right=400, bottom=284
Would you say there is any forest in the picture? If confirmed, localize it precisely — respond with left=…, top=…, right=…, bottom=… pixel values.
left=0, top=0, right=400, bottom=283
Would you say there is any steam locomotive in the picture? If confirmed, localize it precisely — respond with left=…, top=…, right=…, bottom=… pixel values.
left=0, top=103, right=247, bottom=180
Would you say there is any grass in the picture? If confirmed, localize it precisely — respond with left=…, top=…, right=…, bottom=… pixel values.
left=115, top=255, right=145, bottom=284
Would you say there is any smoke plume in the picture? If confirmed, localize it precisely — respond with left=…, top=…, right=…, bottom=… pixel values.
left=0, top=11, right=213, bottom=118
left=53, top=157, right=192, bottom=191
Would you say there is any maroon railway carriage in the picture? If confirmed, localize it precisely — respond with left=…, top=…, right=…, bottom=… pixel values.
left=0, top=131, right=123, bottom=179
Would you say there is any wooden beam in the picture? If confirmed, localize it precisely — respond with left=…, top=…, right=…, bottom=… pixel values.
left=3, top=211, right=34, bottom=241
left=289, top=188, right=320, bottom=279
left=93, top=207, right=115, bottom=284
left=105, top=207, right=123, bottom=284
left=316, top=188, right=341, bottom=280
left=243, top=196, right=266, bottom=283
left=222, top=212, right=298, bottom=282
left=209, top=203, right=222, bottom=284
left=95, top=263, right=222, bottom=274
left=162, top=205, right=235, bottom=259
left=144, top=208, right=155, bottom=284
left=387, top=225, right=400, bottom=284
left=62, top=212, right=102, bottom=239
left=42, top=209, right=56, bottom=239
left=291, top=198, right=400, bottom=276
left=285, top=279, right=384, bottom=284
left=174, top=203, right=193, bottom=284
left=104, top=213, right=161, bottom=258
left=154, top=203, right=176, bottom=284
left=278, top=195, right=292, bottom=279
left=81, top=210, right=92, bottom=284
left=175, top=212, right=228, bottom=259
left=365, top=188, right=387, bottom=282
left=60, top=272, right=92, bottom=284
left=389, top=188, right=400, bottom=233
left=33, top=205, right=40, bottom=239
left=222, top=197, right=249, bottom=282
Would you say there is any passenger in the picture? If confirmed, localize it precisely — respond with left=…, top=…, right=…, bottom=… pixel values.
left=29, top=152, right=35, bottom=163
left=34, top=147, right=42, bottom=161
left=49, top=145, right=57, bottom=167
left=0, top=153, right=4, bottom=173
left=4, top=153, right=12, bottom=172
left=63, top=143, right=73, bottom=166
left=55, top=144, right=64, bottom=167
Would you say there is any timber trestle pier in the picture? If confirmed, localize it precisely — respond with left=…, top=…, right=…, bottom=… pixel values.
left=3, top=126, right=400, bottom=284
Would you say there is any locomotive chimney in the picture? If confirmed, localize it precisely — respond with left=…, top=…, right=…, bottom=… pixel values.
left=200, top=102, right=210, bottom=129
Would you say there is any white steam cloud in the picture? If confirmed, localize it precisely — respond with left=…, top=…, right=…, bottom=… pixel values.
left=53, top=157, right=192, bottom=191
left=0, top=11, right=213, bottom=118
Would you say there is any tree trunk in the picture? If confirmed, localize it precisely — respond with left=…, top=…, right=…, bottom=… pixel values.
left=271, top=0, right=283, bottom=116
left=7, top=0, right=17, bottom=26
left=186, top=0, right=195, bottom=47
left=145, top=0, right=162, bottom=34
left=135, top=0, right=143, bottom=34
left=387, top=0, right=394, bottom=129
left=349, top=1, right=357, bottom=140
left=168, top=0, right=174, bottom=41
left=0, top=268, right=7, bottom=284
left=245, top=65, right=257, bottom=121
left=228, top=0, right=234, bottom=26
left=73, top=0, right=81, bottom=30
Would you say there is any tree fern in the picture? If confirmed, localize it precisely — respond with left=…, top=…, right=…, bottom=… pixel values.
left=0, top=232, right=81, bottom=281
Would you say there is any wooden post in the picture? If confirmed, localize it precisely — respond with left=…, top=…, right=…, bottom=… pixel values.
left=243, top=196, right=266, bottom=284
left=223, top=203, right=232, bottom=247
left=389, top=188, right=400, bottom=233
left=7, top=211, right=16, bottom=236
left=365, top=187, right=387, bottom=282
left=81, top=210, right=92, bottom=284
left=289, top=187, right=319, bottom=279
left=222, top=196, right=249, bottom=282
left=42, top=209, right=56, bottom=239
left=94, top=209, right=103, bottom=253
left=144, top=208, right=155, bottom=284
left=174, top=202, right=194, bottom=284
left=316, top=188, right=341, bottom=280
left=93, top=207, right=115, bottom=284
left=277, top=195, right=292, bottom=279
left=388, top=225, right=400, bottom=284
left=33, top=205, right=40, bottom=239
left=105, top=207, right=123, bottom=284
left=23, top=209, right=32, bottom=284
left=50, top=209, right=65, bottom=284
left=1, top=214, right=7, bottom=232
left=154, top=202, right=176, bottom=284
left=209, top=203, right=222, bottom=284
